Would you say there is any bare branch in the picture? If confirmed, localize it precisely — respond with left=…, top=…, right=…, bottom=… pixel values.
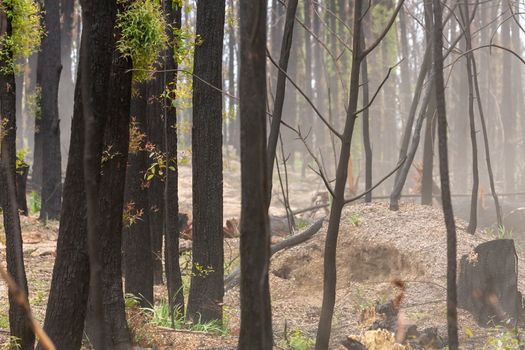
left=361, top=0, right=406, bottom=58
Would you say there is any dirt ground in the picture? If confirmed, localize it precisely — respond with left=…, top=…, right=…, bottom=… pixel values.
left=1, top=161, right=524, bottom=349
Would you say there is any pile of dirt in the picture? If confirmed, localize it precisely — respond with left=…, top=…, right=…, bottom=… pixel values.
left=226, top=201, right=525, bottom=348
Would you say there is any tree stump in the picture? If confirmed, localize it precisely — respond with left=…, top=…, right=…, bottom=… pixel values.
left=458, top=239, right=522, bottom=326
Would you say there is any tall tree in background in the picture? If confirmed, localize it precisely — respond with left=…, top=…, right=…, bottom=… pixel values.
left=187, top=0, right=226, bottom=322
left=432, top=0, right=459, bottom=347
left=237, top=0, right=272, bottom=348
left=0, top=6, right=35, bottom=349
left=38, top=0, right=62, bottom=220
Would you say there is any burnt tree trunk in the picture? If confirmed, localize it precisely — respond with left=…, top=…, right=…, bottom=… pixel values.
left=0, top=8, right=35, bottom=349
left=237, top=0, right=273, bottom=348
left=123, top=83, right=153, bottom=308
left=266, top=0, right=298, bottom=201
left=163, top=1, right=184, bottom=323
left=186, top=0, right=225, bottom=323
left=432, top=0, right=459, bottom=347
left=39, top=72, right=89, bottom=350
left=458, top=240, right=521, bottom=326
left=147, top=75, right=165, bottom=286
left=39, top=0, right=63, bottom=221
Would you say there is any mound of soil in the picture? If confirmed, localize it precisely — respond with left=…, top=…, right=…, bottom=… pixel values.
left=225, top=202, right=525, bottom=348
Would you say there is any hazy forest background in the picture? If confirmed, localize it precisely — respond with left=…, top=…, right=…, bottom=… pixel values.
left=0, top=0, right=525, bottom=349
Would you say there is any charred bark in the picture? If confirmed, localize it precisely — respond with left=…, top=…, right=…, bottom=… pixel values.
left=0, top=8, right=35, bottom=349
left=39, top=0, right=63, bottom=221
left=237, top=0, right=273, bottom=348
left=186, top=0, right=225, bottom=323
left=432, top=0, right=459, bottom=347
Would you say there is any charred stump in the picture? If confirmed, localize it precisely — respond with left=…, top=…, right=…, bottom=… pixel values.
left=458, top=239, right=522, bottom=326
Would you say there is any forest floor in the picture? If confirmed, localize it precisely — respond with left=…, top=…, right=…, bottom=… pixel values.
left=0, top=162, right=524, bottom=349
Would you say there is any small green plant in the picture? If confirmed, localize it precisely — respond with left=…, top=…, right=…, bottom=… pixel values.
left=0, top=313, right=8, bottom=329
left=486, top=225, right=513, bottom=240
left=142, top=300, right=229, bottom=336
left=16, top=148, right=29, bottom=175
left=348, top=212, right=359, bottom=227
left=294, top=217, right=309, bottom=231
left=279, top=328, right=315, bottom=350
left=0, top=0, right=43, bottom=73
left=486, top=327, right=524, bottom=349
left=27, top=191, right=40, bottom=215
left=115, top=0, right=168, bottom=82
left=124, top=293, right=142, bottom=309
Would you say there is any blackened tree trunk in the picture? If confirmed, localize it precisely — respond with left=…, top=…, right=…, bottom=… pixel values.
left=123, top=84, right=153, bottom=308
left=39, top=0, right=63, bottom=221
left=85, top=5, right=133, bottom=344
left=266, top=0, right=298, bottom=202
left=432, top=0, right=459, bottom=347
left=80, top=2, right=118, bottom=348
left=421, top=97, right=436, bottom=206
left=146, top=74, right=165, bottom=286
left=186, top=0, right=225, bottom=323
left=163, top=1, right=184, bottom=322
left=237, top=0, right=273, bottom=348
left=0, top=9, right=35, bottom=350
left=316, top=1, right=364, bottom=347
left=39, top=72, right=89, bottom=350
left=39, top=1, right=118, bottom=348
left=16, top=162, right=29, bottom=216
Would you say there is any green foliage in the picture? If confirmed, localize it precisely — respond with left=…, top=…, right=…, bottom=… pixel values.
left=0, top=313, right=8, bottom=329
left=15, top=148, right=29, bottom=175
left=28, top=190, right=41, bottom=215
left=142, top=300, right=229, bottom=336
left=124, top=293, right=142, bottom=309
left=0, top=0, right=42, bottom=73
left=294, top=217, right=309, bottom=231
left=116, top=0, right=168, bottom=82
left=486, top=225, right=513, bottom=240
left=486, top=329, right=523, bottom=349
left=279, top=328, right=315, bottom=350
left=348, top=212, right=359, bottom=227
left=122, top=201, right=144, bottom=228
left=26, top=85, right=41, bottom=120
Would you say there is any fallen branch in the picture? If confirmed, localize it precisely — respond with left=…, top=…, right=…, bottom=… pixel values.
left=224, top=218, right=325, bottom=291
left=0, top=264, right=56, bottom=350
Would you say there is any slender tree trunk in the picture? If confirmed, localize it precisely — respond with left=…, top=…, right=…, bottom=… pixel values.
left=187, top=0, right=226, bottom=323
left=421, top=95, right=436, bottom=205
left=432, top=0, right=459, bottom=347
left=460, top=1, right=479, bottom=234
left=39, top=0, right=63, bottom=221
left=123, top=84, right=154, bottom=307
left=266, top=0, right=298, bottom=202
left=164, top=0, right=184, bottom=323
left=501, top=2, right=514, bottom=192
left=361, top=29, right=372, bottom=202
left=316, top=1, right=364, bottom=348
left=0, top=8, right=35, bottom=349
left=237, top=0, right=273, bottom=348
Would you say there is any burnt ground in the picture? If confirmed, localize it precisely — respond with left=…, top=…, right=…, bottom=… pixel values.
left=1, top=161, right=525, bottom=349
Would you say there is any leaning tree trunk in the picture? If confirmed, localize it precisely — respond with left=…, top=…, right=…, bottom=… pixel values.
left=163, top=1, right=184, bottom=323
left=237, top=0, right=273, bottom=349
left=432, top=0, right=459, bottom=348
left=39, top=0, right=63, bottom=221
left=186, top=0, right=226, bottom=323
left=123, top=83, right=154, bottom=308
left=0, top=8, right=35, bottom=349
